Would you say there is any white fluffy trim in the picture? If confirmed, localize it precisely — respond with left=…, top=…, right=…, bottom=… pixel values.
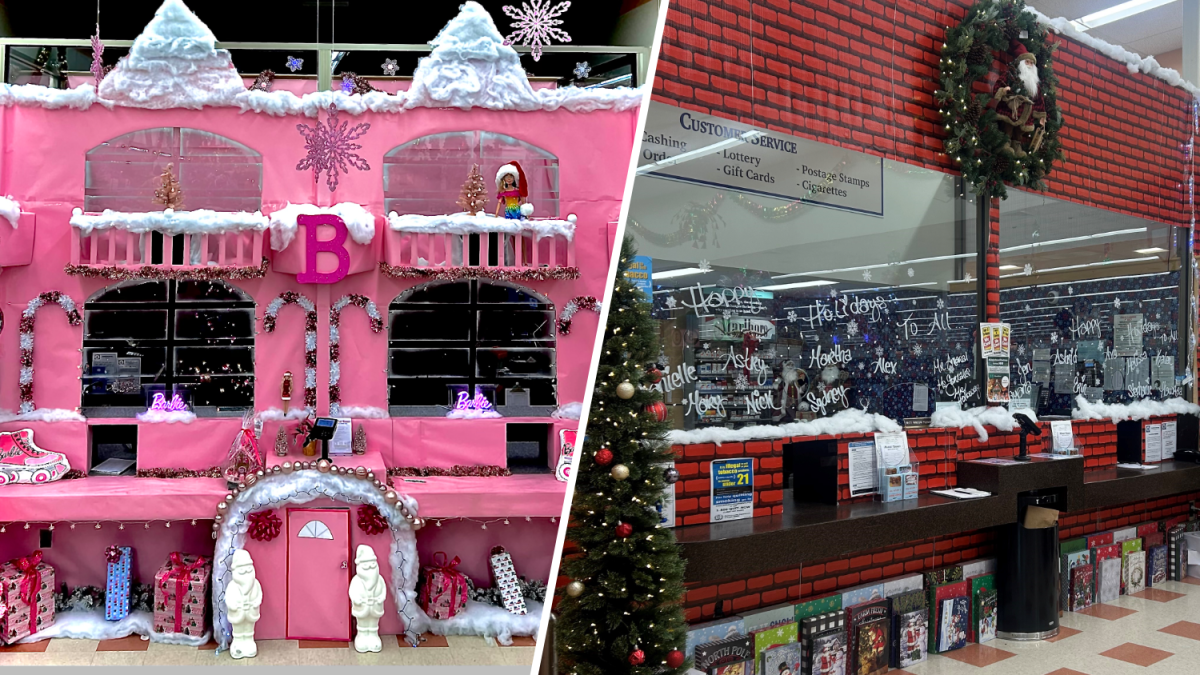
left=551, top=402, right=583, bottom=420
left=136, top=409, right=197, bottom=424
left=329, top=405, right=389, bottom=419
left=1027, top=7, right=1200, bottom=96
left=98, top=0, right=247, bottom=110
left=388, top=212, right=576, bottom=241
left=665, top=408, right=901, bottom=446
left=929, top=406, right=1037, bottom=443
left=267, top=202, right=376, bottom=251
left=0, top=408, right=86, bottom=423
left=255, top=407, right=313, bottom=421
left=424, top=600, right=543, bottom=645
left=0, top=196, right=20, bottom=228
left=1072, top=396, right=1200, bottom=424
left=0, top=83, right=108, bottom=111
left=211, top=470, right=425, bottom=650
left=70, top=208, right=268, bottom=237
left=19, top=608, right=209, bottom=646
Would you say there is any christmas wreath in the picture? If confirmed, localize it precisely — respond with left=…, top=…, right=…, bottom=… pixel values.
left=936, top=0, right=1063, bottom=199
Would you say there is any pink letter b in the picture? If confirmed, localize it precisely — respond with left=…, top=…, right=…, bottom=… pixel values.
left=296, top=214, right=350, bottom=284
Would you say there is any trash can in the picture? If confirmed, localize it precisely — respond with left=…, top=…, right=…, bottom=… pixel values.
left=996, top=489, right=1063, bottom=640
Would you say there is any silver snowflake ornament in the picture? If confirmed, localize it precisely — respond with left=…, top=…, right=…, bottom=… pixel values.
left=503, top=0, right=573, bottom=62
left=857, top=361, right=865, bottom=371
left=907, top=268, right=915, bottom=278
left=296, top=104, right=371, bottom=192
left=874, top=346, right=884, bottom=358
left=574, top=61, right=591, bottom=80
left=1024, top=304, right=1032, bottom=312
left=787, top=310, right=798, bottom=323
left=1024, top=263, right=1033, bottom=276
left=664, top=296, right=677, bottom=309
left=381, top=58, right=399, bottom=76
left=862, top=269, right=872, bottom=282
left=286, top=55, right=304, bottom=72
left=912, top=344, right=923, bottom=356
left=1068, top=286, right=1074, bottom=295
left=734, top=373, right=749, bottom=390
left=937, top=297, right=945, bottom=310
left=1114, top=297, right=1122, bottom=309
left=846, top=321, right=859, bottom=337
left=1050, top=333, right=1059, bottom=344
left=963, top=272, right=973, bottom=282
left=1018, top=344, right=1026, bottom=356
left=722, top=310, right=733, bottom=319
left=698, top=259, right=712, bottom=273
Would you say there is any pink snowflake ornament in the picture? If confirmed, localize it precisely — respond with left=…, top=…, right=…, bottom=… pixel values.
left=503, top=0, right=572, bottom=62
left=295, top=104, right=371, bottom=192
left=90, top=26, right=105, bottom=88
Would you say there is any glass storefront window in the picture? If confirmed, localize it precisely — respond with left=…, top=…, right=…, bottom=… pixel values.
left=998, top=190, right=1185, bottom=412
left=630, top=103, right=979, bottom=430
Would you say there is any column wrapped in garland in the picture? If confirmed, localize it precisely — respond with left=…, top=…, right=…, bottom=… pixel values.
left=936, top=0, right=1063, bottom=199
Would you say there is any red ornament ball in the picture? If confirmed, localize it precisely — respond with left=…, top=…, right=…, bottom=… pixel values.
left=645, top=400, right=667, bottom=423
left=595, top=448, right=613, bottom=466
left=666, top=649, right=685, bottom=668
left=647, top=366, right=663, bottom=384
left=615, top=522, right=633, bottom=538
left=628, top=648, right=645, bottom=666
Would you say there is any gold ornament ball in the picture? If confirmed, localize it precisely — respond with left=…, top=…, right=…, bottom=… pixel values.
left=566, top=581, right=585, bottom=598
left=356, top=467, right=368, bottom=479
left=413, top=518, right=425, bottom=530
left=384, top=490, right=399, bottom=504
left=610, top=464, right=630, bottom=481
left=317, top=459, right=332, bottom=473
left=616, top=381, right=635, bottom=399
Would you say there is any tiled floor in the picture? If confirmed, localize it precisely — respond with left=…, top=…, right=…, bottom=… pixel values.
left=0, top=633, right=535, bottom=666
left=901, top=577, right=1200, bottom=674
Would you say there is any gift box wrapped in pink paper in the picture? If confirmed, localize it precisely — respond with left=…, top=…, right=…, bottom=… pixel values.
left=1, top=550, right=55, bottom=644
left=152, top=552, right=210, bottom=637
left=418, top=552, right=469, bottom=620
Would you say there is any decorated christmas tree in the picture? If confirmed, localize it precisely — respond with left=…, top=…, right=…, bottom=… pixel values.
left=557, top=238, right=688, bottom=674
left=153, top=163, right=183, bottom=209
left=456, top=164, right=488, bottom=215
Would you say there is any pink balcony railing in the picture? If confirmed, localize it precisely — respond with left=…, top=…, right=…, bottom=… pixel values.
left=69, top=216, right=265, bottom=270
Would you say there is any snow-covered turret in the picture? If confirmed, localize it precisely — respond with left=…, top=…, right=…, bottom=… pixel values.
left=98, top=0, right=245, bottom=109
left=404, top=1, right=541, bottom=111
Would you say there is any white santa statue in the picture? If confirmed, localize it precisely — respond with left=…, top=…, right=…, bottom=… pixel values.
left=225, top=549, right=263, bottom=659
left=349, top=545, right=387, bottom=653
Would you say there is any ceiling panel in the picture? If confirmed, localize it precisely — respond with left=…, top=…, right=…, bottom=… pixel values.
left=1029, top=0, right=1183, bottom=56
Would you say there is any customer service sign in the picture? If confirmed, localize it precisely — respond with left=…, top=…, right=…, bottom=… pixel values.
left=639, top=102, right=883, bottom=216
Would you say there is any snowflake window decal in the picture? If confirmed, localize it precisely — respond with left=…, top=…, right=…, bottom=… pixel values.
left=296, top=104, right=371, bottom=192
left=503, top=0, right=572, bottom=62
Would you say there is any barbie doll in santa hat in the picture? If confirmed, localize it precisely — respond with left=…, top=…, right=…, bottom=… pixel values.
left=495, top=161, right=535, bottom=220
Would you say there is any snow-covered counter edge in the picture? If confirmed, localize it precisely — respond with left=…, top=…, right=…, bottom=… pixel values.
left=1072, top=396, right=1200, bottom=424
left=388, top=212, right=577, bottom=241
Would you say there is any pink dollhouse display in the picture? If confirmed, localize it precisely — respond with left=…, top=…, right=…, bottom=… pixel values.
left=0, top=0, right=638, bottom=652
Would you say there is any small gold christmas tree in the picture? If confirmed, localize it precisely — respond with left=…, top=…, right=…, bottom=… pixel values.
left=153, top=163, right=183, bottom=210
left=274, top=427, right=289, bottom=457
left=456, top=164, right=488, bottom=215
left=352, top=423, right=367, bottom=455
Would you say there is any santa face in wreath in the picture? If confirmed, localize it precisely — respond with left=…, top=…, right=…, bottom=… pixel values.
left=991, top=41, right=1047, bottom=158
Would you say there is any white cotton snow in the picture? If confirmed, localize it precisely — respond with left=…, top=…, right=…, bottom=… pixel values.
left=255, top=407, right=313, bottom=421
left=1026, top=7, right=1200, bottom=96
left=331, top=405, right=389, bottom=419
left=0, top=408, right=86, bottom=423
left=268, top=202, right=376, bottom=251
left=18, top=608, right=209, bottom=646
left=0, top=196, right=20, bottom=228
left=70, top=208, right=268, bottom=237
left=551, top=402, right=583, bottom=420
left=929, top=406, right=1038, bottom=443
left=538, top=85, right=647, bottom=113
left=0, top=83, right=108, bottom=111
left=404, top=1, right=542, bottom=111
left=664, top=408, right=901, bottom=446
left=446, top=408, right=504, bottom=419
left=423, top=600, right=543, bottom=645
left=136, top=409, right=197, bottom=424
left=1072, top=396, right=1200, bottom=424
left=98, top=0, right=247, bottom=109
left=389, top=212, right=577, bottom=241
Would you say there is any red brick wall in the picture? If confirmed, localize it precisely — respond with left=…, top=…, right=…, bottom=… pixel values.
left=1058, top=491, right=1200, bottom=540
left=655, top=0, right=1191, bottom=224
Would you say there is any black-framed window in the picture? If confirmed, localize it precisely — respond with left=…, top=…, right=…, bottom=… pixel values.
left=388, top=280, right=557, bottom=413
left=82, top=280, right=255, bottom=416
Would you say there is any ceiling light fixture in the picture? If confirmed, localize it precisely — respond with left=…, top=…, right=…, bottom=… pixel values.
left=1069, top=0, right=1178, bottom=31
left=998, top=264, right=1021, bottom=271
left=635, top=129, right=765, bottom=175
left=1134, top=247, right=1167, bottom=254
left=1035, top=256, right=1160, bottom=274
left=770, top=253, right=975, bottom=281
left=652, top=267, right=709, bottom=280
left=998, top=227, right=1146, bottom=254
left=755, top=279, right=840, bottom=292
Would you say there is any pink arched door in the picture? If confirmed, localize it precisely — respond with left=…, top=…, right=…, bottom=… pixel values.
left=286, top=508, right=351, bottom=641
